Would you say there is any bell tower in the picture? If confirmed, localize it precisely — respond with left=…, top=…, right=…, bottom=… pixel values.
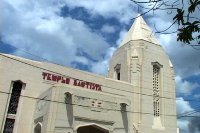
left=108, top=16, right=178, bottom=133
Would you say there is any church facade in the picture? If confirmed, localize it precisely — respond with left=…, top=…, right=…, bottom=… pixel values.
left=0, top=16, right=178, bottom=133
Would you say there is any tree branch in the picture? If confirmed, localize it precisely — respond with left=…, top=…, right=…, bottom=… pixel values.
left=130, top=0, right=200, bottom=45
left=132, top=1, right=158, bottom=20
left=130, top=0, right=162, bottom=4
left=155, top=21, right=177, bottom=34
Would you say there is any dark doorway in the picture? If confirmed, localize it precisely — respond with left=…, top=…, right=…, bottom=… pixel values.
left=77, top=125, right=109, bottom=133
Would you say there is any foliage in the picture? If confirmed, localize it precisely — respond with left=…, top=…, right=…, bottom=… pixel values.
left=131, top=0, right=200, bottom=45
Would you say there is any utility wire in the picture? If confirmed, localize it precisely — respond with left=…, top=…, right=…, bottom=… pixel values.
left=177, top=104, right=200, bottom=119
left=1, top=53, right=200, bottom=103
left=0, top=45, right=199, bottom=102
left=177, top=116, right=200, bottom=118
left=1, top=47, right=200, bottom=119
left=2, top=90, right=200, bottom=119
left=0, top=90, right=177, bottom=117
left=177, top=110, right=200, bottom=119
left=177, top=105, right=200, bottom=117
left=0, top=43, right=59, bottom=65
left=2, top=44, right=174, bottom=86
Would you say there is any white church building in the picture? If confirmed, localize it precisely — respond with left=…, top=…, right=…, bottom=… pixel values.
left=0, top=16, right=178, bottom=133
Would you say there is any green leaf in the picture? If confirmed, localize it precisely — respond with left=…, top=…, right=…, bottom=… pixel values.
left=173, top=9, right=184, bottom=25
left=177, top=28, right=193, bottom=44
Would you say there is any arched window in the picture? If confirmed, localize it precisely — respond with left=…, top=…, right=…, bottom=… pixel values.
left=114, top=64, right=121, bottom=80
left=34, top=122, right=42, bottom=133
left=3, top=80, right=24, bottom=133
left=7, top=81, right=23, bottom=114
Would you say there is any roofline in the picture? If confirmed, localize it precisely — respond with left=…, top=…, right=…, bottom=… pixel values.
left=118, top=39, right=161, bottom=49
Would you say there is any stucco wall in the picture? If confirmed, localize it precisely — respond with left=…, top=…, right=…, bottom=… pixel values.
left=0, top=54, right=135, bottom=133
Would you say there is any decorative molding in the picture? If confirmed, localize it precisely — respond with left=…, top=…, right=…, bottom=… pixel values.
left=74, top=117, right=114, bottom=128
left=151, top=62, right=163, bottom=68
left=130, top=61, right=141, bottom=73
left=65, top=92, right=73, bottom=103
left=114, top=64, right=121, bottom=70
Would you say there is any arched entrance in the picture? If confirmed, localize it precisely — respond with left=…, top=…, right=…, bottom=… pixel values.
left=77, top=125, right=109, bottom=133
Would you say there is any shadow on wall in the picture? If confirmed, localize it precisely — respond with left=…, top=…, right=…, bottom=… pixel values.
left=121, top=105, right=128, bottom=133
left=65, top=92, right=73, bottom=127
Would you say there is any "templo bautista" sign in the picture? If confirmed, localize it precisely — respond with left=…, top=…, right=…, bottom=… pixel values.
left=42, top=72, right=102, bottom=91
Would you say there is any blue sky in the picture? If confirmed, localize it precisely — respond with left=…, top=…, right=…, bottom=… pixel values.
left=1, top=0, right=200, bottom=132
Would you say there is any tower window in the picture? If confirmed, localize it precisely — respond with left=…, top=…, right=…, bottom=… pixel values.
left=114, top=64, right=121, bottom=80
left=153, top=65, right=160, bottom=116
left=152, top=62, right=162, bottom=117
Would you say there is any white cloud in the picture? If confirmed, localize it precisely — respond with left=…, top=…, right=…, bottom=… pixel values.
left=101, top=24, right=116, bottom=34
left=176, top=97, right=193, bottom=115
left=175, top=76, right=199, bottom=95
left=116, top=29, right=127, bottom=46
left=91, top=47, right=116, bottom=75
left=64, top=0, right=137, bottom=24
left=1, top=0, right=200, bottom=132
left=163, top=39, right=200, bottom=78
left=176, top=97, right=193, bottom=133
left=74, top=56, right=89, bottom=65
left=177, top=119, right=190, bottom=133
left=155, top=21, right=200, bottom=78
left=194, top=94, right=200, bottom=99
left=1, top=0, right=109, bottom=67
left=146, top=4, right=200, bottom=78
left=90, top=60, right=108, bottom=75
left=2, top=0, right=200, bottom=79
left=176, top=98, right=200, bottom=133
